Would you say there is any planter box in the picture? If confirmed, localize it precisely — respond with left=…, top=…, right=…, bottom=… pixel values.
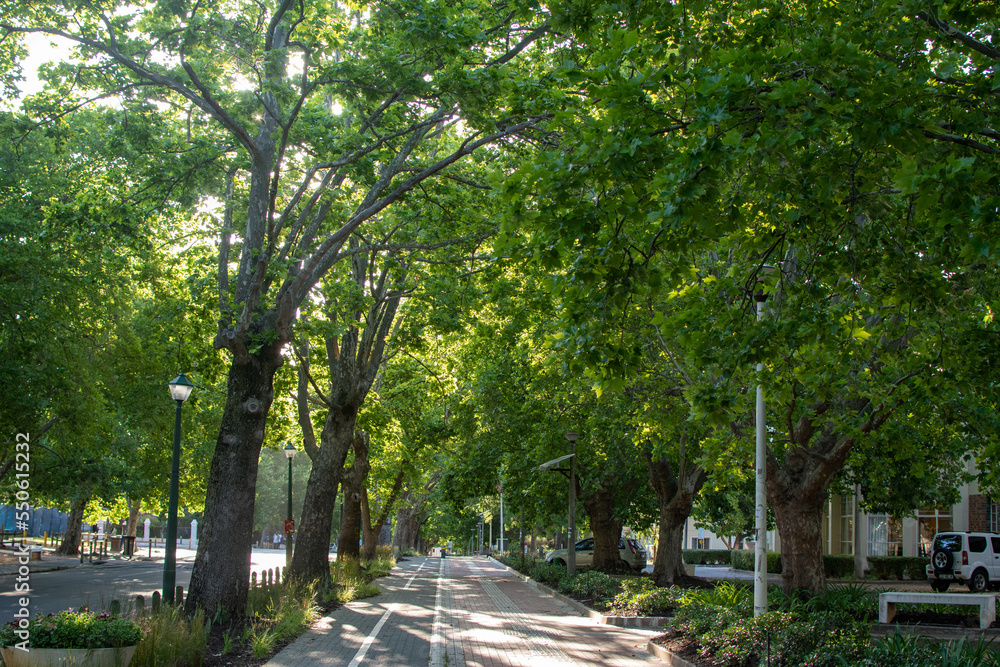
left=0, top=646, right=137, bottom=667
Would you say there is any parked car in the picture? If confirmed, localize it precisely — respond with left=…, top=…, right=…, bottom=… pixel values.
left=925, top=531, right=1000, bottom=592
left=545, top=537, right=647, bottom=571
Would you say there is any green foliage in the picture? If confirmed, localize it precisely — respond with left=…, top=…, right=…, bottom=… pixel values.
left=0, top=609, right=144, bottom=649
left=867, top=557, right=931, bottom=581
left=682, top=549, right=732, bottom=565
left=608, top=578, right=682, bottom=616
left=823, top=555, right=857, bottom=580
left=730, top=550, right=782, bottom=574
left=529, top=562, right=567, bottom=588
left=132, top=607, right=206, bottom=667
left=566, top=571, right=620, bottom=601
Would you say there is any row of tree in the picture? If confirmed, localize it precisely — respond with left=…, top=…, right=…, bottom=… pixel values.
left=2, top=0, right=996, bottom=615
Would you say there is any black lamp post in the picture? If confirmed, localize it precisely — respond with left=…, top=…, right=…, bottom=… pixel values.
left=284, top=443, right=297, bottom=567
left=565, top=431, right=578, bottom=576
left=164, top=373, right=193, bottom=605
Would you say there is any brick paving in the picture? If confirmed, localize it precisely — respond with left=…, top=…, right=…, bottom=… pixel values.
left=266, top=556, right=663, bottom=666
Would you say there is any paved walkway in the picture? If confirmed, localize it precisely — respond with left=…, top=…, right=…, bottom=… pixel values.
left=267, top=556, right=663, bottom=667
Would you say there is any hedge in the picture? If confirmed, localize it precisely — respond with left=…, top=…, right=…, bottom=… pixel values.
left=731, top=552, right=859, bottom=578
left=823, top=554, right=855, bottom=579
left=867, top=556, right=929, bottom=581
left=731, top=549, right=782, bottom=573
left=682, top=549, right=733, bottom=565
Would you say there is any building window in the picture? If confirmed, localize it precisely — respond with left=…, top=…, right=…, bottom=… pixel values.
left=868, top=515, right=903, bottom=556
left=990, top=499, right=999, bottom=532
left=917, top=507, right=952, bottom=557
left=840, top=496, right=853, bottom=555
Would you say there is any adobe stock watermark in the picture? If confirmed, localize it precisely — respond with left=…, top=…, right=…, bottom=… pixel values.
left=12, top=432, right=31, bottom=651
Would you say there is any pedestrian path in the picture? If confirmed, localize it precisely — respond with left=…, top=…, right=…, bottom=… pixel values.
left=267, top=556, right=662, bottom=667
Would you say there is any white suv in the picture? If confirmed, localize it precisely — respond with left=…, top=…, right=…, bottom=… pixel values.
left=925, top=531, right=1000, bottom=593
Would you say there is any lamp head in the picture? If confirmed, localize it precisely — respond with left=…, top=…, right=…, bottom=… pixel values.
left=167, top=373, right=194, bottom=402
left=284, top=442, right=297, bottom=460
left=565, top=431, right=579, bottom=444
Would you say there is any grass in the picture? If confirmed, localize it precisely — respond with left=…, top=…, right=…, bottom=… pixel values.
left=131, top=605, right=208, bottom=667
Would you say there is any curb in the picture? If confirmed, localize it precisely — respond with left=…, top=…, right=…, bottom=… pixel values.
left=487, top=557, right=670, bottom=629
left=646, top=639, right=700, bottom=667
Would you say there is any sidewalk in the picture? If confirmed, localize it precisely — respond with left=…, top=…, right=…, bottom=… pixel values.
left=267, top=556, right=662, bottom=666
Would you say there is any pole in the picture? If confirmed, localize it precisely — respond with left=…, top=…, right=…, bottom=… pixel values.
left=500, top=489, right=504, bottom=553
left=568, top=439, right=576, bottom=576
left=754, top=296, right=768, bottom=617
left=286, top=454, right=294, bottom=567
left=163, top=399, right=183, bottom=605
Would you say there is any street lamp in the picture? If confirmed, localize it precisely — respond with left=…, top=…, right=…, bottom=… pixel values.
left=565, top=431, right=578, bottom=577
left=284, top=443, right=297, bottom=567
left=753, top=266, right=775, bottom=618
left=164, top=373, right=193, bottom=605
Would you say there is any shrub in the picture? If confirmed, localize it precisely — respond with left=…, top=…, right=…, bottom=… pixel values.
left=731, top=549, right=782, bottom=573
left=732, top=552, right=867, bottom=579
left=0, top=609, right=144, bottom=649
left=823, top=554, right=856, bottom=579
left=682, top=549, right=733, bottom=565
left=609, top=579, right=682, bottom=616
left=529, top=562, right=565, bottom=587
left=867, top=556, right=929, bottom=581
left=567, top=571, right=619, bottom=602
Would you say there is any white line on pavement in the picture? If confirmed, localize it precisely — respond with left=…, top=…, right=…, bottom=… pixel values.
left=428, top=558, right=446, bottom=667
left=348, top=559, right=429, bottom=666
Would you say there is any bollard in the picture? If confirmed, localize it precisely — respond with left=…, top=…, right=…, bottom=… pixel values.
left=276, top=567, right=281, bottom=585
left=251, top=572, right=257, bottom=588
left=108, top=600, right=121, bottom=616
left=151, top=591, right=160, bottom=612
left=148, top=539, right=152, bottom=559
left=175, top=586, right=184, bottom=607
left=268, top=568, right=274, bottom=586
left=135, top=595, right=145, bottom=616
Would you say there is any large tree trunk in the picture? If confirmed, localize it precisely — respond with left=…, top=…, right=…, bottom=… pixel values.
left=55, top=494, right=89, bottom=556
left=766, top=416, right=863, bottom=595
left=645, top=444, right=706, bottom=587
left=336, top=434, right=370, bottom=559
left=186, top=349, right=281, bottom=616
left=771, top=492, right=827, bottom=594
left=288, top=409, right=358, bottom=580
left=582, top=488, right=624, bottom=571
left=361, top=468, right=405, bottom=560
left=125, top=498, right=141, bottom=538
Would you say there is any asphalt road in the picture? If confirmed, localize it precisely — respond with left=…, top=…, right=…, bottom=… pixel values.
left=0, top=547, right=294, bottom=620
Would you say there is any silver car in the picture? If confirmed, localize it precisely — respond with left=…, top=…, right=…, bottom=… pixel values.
left=545, top=537, right=648, bottom=571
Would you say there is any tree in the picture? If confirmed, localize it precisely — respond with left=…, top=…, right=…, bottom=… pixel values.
left=3, top=0, right=554, bottom=614
left=500, top=0, right=999, bottom=594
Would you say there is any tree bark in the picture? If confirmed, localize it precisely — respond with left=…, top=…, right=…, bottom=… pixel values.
left=361, top=467, right=405, bottom=560
left=125, top=498, right=141, bottom=538
left=581, top=487, right=624, bottom=571
left=645, top=447, right=706, bottom=587
left=336, top=433, right=371, bottom=559
left=771, top=492, right=828, bottom=594
left=288, top=410, right=358, bottom=580
left=55, top=494, right=89, bottom=556
left=186, top=347, right=282, bottom=616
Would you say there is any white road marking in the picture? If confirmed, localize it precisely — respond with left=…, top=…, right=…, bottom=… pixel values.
left=347, top=559, right=428, bottom=665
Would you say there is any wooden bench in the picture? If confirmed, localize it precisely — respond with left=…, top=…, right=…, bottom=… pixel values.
left=879, top=592, right=997, bottom=629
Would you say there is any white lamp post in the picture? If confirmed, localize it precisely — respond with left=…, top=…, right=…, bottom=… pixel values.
left=753, top=267, right=775, bottom=617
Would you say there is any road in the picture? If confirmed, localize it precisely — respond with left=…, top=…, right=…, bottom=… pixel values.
left=0, top=547, right=295, bottom=619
